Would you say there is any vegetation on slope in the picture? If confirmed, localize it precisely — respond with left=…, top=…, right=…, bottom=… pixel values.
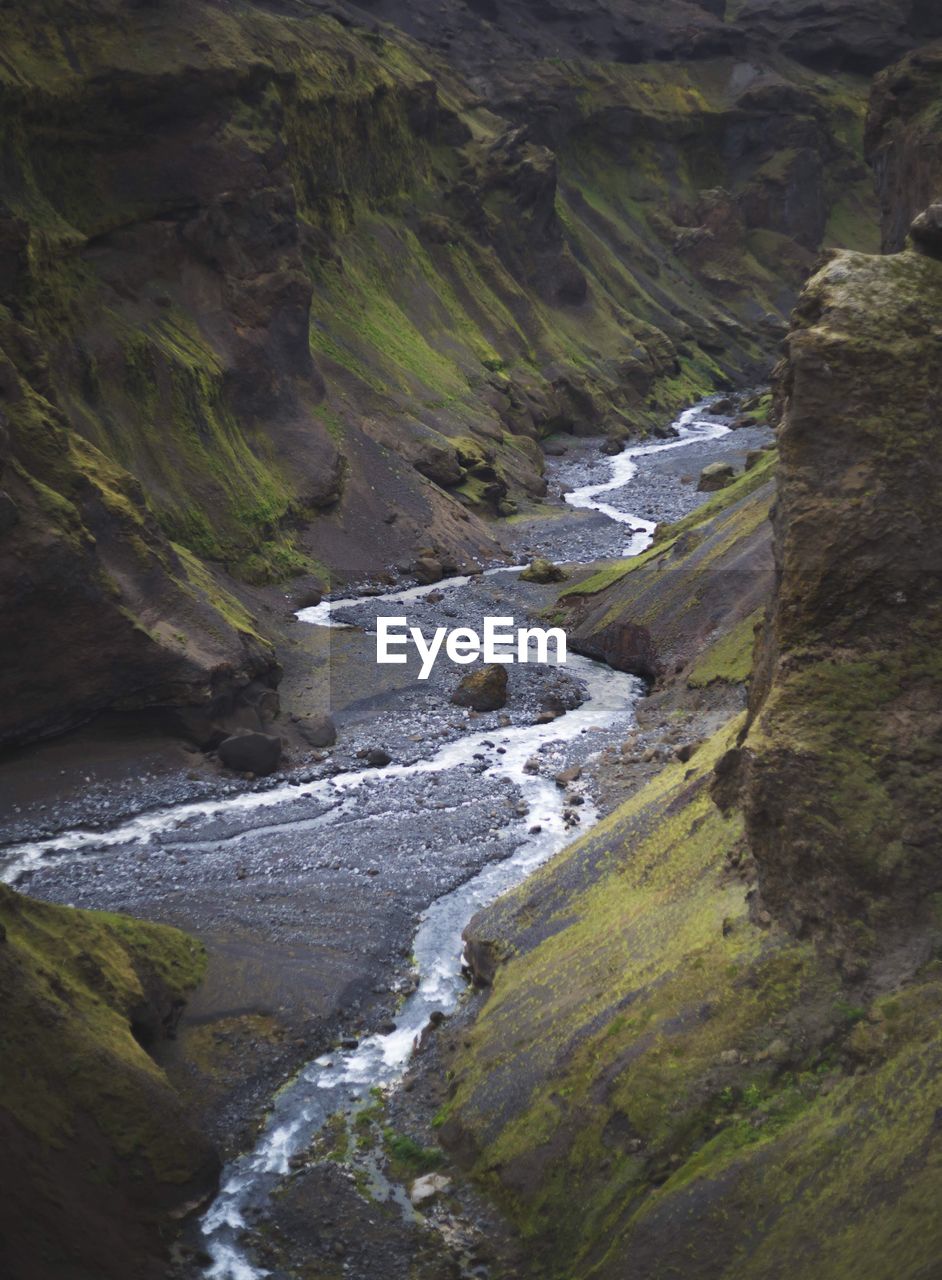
left=0, top=885, right=216, bottom=1280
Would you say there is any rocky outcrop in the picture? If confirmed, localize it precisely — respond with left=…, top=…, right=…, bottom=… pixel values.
left=0, top=886, right=216, bottom=1280
left=725, top=244, right=942, bottom=937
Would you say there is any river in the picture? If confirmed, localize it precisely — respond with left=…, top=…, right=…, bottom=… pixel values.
left=0, top=401, right=740, bottom=1279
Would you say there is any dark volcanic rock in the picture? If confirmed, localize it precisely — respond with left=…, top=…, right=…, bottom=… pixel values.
left=218, top=731, right=282, bottom=775
left=731, top=246, right=942, bottom=933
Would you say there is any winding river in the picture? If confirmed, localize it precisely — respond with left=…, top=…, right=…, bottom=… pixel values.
left=0, top=402, right=730, bottom=1280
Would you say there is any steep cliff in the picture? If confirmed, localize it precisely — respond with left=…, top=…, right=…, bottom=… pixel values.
left=435, top=231, right=942, bottom=1279
left=726, top=245, right=942, bottom=937
left=867, top=41, right=942, bottom=248
left=0, top=886, right=216, bottom=1280
left=0, top=0, right=894, bottom=746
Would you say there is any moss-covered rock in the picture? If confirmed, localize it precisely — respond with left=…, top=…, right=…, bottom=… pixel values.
left=0, top=885, right=216, bottom=1280
left=729, top=246, right=942, bottom=938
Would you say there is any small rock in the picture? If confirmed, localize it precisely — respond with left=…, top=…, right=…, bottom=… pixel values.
left=366, top=748, right=392, bottom=768
left=414, top=557, right=444, bottom=585
left=554, top=765, right=582, bottom=788
left=708, top=396, right=734, bottom=415
left=410, top=1173, right=451, bottom=1208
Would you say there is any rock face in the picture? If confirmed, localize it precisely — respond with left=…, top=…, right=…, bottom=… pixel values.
left=451, top=664, right=509, bottom=711
left=0, top=886, right=216, bottom=1280
left=867, top=43, right=942, bottom=250
left=729, top=245, right=942, bottom=935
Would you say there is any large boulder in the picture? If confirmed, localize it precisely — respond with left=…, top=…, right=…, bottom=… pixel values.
left=218, top=731, right=282, bottom=775
left=451, top=664, right=508, bottom=712
left=296, top=713, right=337, bottom=748
left=910, top=204, right=942, bottom=259
left=697, top=461, right=736, bottom=492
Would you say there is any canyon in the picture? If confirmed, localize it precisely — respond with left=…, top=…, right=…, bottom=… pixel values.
left=1, top=2, right=941, bottom=1279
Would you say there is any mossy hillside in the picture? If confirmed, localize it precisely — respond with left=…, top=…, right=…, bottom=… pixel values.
left=0, top=344, right=275, bottom=744
left=549, top=58, right=878, bottom=363
left=0, top=885, right=206, bottom=1163
left=686, top=607, right=763, bottom=688
left=440, top=714, right=942, bottom=1279
left=439, top=725, right=828, bottom=1272
left=556, top=452, right=776, bottom=679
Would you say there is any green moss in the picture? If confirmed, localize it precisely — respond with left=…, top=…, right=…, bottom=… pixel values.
left=0, top=884, right=206, bottom=1181
left=687, top=608, right=762, bottom=687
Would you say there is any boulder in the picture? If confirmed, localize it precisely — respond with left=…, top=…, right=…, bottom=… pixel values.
left=520, top=557, right=568, bottom=584
left=708, top=397, right=734, bottom=415
left=697, top=462, right=736, bottom=492
left=218, top=731, right=282, bottom=775
left=910, top=204, right=942, bottom=259
left=297, top=714, right=337, bottom=748
left=414, top=557, right=444, bottom=585
left=410, top=1173, right=451, bottom=1208
left=451, top=664, right=509, bottom=712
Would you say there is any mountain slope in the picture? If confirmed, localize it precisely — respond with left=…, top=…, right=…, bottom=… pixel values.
left=0, top=0, right=892, bottom=745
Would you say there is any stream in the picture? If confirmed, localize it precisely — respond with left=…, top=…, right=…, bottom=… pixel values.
left=197, top=403, right=731, bottom=1279
left=0, top=401, right=733, bottom=1280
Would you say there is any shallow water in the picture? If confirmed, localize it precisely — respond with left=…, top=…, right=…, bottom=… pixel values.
left=0, top=401, right=729, bottom=1280
left=196, top=403, right=729, bottom=1278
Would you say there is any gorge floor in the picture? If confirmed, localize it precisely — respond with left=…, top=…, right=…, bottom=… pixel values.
left=0, top=405, right=772, bottom=1279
